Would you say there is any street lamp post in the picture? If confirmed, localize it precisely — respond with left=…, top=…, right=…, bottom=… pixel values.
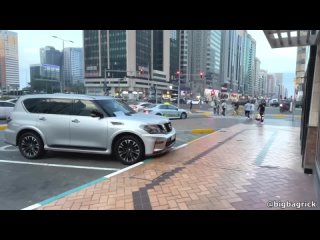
left=52, top=36, right=74, bottom=93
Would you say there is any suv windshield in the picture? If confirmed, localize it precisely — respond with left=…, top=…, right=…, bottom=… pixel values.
left=95, top=99, right=136, bottom=116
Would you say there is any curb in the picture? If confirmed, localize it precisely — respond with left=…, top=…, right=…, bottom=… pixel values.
left=0, top=125, right=7, bottom=131
left=191, top=129, right=215, bottom=134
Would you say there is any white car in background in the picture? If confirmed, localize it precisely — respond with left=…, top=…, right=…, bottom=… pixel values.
left=186, top=99, right=201, bottom=105
left=144, top=103, right=189, bottom=119
left=0, top=101, right=15, bottom=120
left=129, top=102, right=154, bottom=112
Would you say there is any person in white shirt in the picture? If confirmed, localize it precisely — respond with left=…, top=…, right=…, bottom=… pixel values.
left=244, top=101, right=251, bottom=119
left=250, top=101, right=255, bottom=119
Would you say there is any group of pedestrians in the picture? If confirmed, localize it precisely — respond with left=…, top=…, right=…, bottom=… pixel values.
left=243, top=100, right=266, bottom=123
left=210, top=98, right=227, bottom=116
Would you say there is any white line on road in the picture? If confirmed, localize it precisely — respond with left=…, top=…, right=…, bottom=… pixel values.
left=0, top=159, right=121, bottom=171
left=22, top=203, right=42, bottom=210
left=0, top=145, right=19, bottom=151
left=172, top=144, right=187, bottom=150
left=104, top=161, right=144, bottom=178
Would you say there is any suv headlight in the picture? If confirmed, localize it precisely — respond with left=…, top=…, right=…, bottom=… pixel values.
left=142, top=124, right=165, bottom=134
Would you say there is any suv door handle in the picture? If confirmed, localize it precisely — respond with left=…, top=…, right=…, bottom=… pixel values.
left=71, top=119, right=80, bottom=123
left=39, top=117, right=46, bottom=121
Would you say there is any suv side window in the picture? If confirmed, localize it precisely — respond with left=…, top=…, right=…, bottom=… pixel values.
left=24, top=98, right=72, bottom=115
left=73, top=100, right=98, bottom=116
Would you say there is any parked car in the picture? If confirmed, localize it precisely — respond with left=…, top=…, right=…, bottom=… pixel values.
left=4, top=94, right=176, bottom=165
left=0, top=101, right=15, bottom=120
left=143, top=103, right=188, bottom=119
left=269, top=98, right=279, bottom=107
left=171, top=98, right=186, bottom=104
left=186, top=99, right=201, bottom=105
left=129, top=102, right=154, bottom=112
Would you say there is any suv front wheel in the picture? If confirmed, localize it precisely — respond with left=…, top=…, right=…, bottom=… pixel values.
left=113, top=135, right=144, bottom=165
left=18, top=132, right=45, bottom=159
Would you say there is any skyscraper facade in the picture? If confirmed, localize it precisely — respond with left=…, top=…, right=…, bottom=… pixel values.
left=0, top=30, right=19, bottom=91
left=63, top=47, right=84, bottom=88
left=83, top=30, right=175, bottom=98
left=40, top=46, right=62, bottom=66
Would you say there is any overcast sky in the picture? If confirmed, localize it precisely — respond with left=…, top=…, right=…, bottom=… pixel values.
left=12, top=30, right=297, bottom=88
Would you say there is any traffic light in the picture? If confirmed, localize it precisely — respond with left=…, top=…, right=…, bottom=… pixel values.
left=139, top=68, right=144, bottom=75
left=200, top=72, right=204, bottom=79
left=176, top=70, right=180, bottom=78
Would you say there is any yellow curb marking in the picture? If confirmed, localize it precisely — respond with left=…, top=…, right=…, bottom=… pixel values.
left=274, top=114, right=285, bottom=118
left=201, top=112, right=212, bottom=117
left=191, top=129, right=215, bottom=134
left=0, top=125, right=7, bottom=131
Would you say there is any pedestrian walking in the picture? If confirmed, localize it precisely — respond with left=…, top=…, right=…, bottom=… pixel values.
left=221, top=100, right=227, bottom=116
left=211, top=99, right=217, bottom=115
left=257, top=100, right=266, bottom=124
left=250, top=101, right=255, bottom=119
left=244, top=101, right=251, bottom=119
left=190, top=100, right=193, bottom=111
left=216, top=100, right=220, bottom=115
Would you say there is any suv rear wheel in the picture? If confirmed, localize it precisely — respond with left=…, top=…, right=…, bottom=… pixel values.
left=18, top=132, right=45, bottom=159
left=113, top=135, right=144, bottom=165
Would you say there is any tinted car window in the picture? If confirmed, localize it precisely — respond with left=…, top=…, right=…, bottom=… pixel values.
left=95, top=99, right=135, bottom=116
left=23, top=98, right=72, bottom=114
left=167, top=105, right=177, bottom=110
left=159, top=105, right=168, bottom=109
left=73, top=100, right=98, bottom=116
left=24, top=98, right=47, bottom=113
left=3, top=102, right=15, bottom=107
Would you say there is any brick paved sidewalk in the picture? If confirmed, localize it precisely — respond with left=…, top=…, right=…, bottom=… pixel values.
left=38, top=123, right=319, bottom=210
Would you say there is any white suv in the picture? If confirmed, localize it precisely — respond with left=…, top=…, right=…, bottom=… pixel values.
left=4, top=94, right=176, bottom=165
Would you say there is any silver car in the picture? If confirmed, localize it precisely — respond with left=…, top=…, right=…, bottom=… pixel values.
left=0, top=100, right=15, bottom=120
left=143, top=104, right=188, bottom=119
left=4, top=94, right=176, bottom=165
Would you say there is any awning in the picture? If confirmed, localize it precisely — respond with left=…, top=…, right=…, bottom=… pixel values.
left=263, top=30, right=319, bottom=48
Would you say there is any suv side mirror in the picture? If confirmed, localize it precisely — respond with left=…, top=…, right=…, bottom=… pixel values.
left=91, top=110, right=104, bottom=118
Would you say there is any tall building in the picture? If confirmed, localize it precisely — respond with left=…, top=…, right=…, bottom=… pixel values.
left=84, top=30, right=176, bottom=98
left=40, top=46, right=62, bottom=66
left=243, top=33, right=256, bottom=96
left=254, top=58, right=261, bottom=97
left=207, top=30, right=222, bottom=89
left=221, top=30, right=245, bottom=94
left=63, top=47, right=84, bottom=88
left=30, top=64, right=60, bottom=93
left=260, top=69, right=268, bottom=97
left=0, top=30, right=19, bottom=91
left=188, top=30, right=207, bottom=96
left=179, top=30, right=191, bottom=92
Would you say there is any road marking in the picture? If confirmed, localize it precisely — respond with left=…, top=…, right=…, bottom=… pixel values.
left=172, top=143, right=187, bottom=150
left=191, top=129, right=215, bottom=134
left=0, top=145, right=19, bottom=151
left=0, top=125, right=7, bottom=131
left=0, top=159, right=121, bottom=171
left=22, top=204, right=41, bottom=210
left=104, top=161, right=143, bottom=178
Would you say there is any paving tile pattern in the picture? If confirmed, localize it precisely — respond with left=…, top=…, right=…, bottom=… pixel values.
left=38, top=123, right=319, bottom=210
